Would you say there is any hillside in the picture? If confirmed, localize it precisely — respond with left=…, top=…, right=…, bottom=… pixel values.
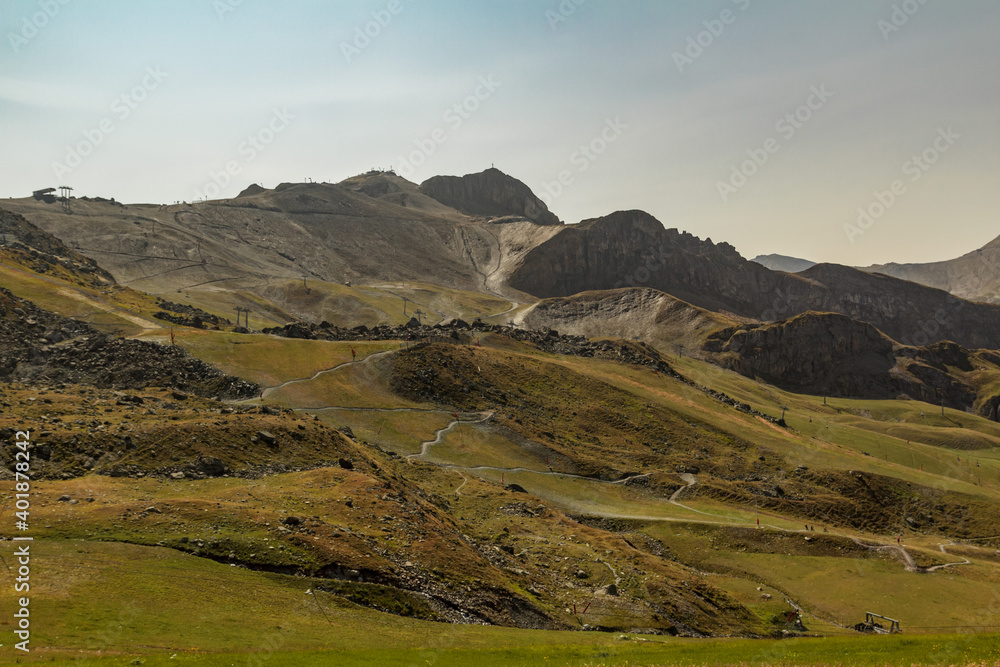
left=0, top=207, right=115, bottom=287
left=507, top=210, right=1000, bottom=350
left=863, top=234, right=1000, bottom=304
left=514, top=288, right=1000, bottom=422
left=516, top=287, right=739, bottom=355
left=2, top=236, right=1000, bottom=664
left=0, top=177, right=507, bottom=298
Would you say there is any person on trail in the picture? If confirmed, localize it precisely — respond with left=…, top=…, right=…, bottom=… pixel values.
left=350, top=347, right=356, bottom=361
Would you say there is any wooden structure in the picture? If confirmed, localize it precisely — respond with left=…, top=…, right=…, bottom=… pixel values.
left=855, top=611, right=901, bottom=634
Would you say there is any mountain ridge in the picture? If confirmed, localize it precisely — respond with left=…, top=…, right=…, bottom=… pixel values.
left=862, top=233, right=1000, bottom=304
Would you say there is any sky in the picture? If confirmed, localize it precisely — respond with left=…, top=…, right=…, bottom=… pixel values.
left=1, top=0, right=997, bottom=267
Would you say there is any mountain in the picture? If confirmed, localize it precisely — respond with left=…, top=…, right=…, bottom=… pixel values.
left=419, top=167, right=561, bottom=225
left=750, top=254, right=816, bottom=273
left=7, top=175, right=1000, bottom=353
left=863, top=234, right=1000, bottom=304
left=1, top=179, right=497, bottom=297
left=506, top=210, right=1000, bottom=350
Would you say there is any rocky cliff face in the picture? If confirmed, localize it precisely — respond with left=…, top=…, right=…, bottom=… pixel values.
left=704, top=311, right=996, bottom=418
left=419, top=168, right=561, bottom=225
left=706, top=312, right=898, bottom=398
left=508, top=210, right=1000, bottom=350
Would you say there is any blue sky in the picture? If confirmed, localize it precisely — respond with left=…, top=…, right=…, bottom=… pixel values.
left=1, top=0, right=997, bottom=266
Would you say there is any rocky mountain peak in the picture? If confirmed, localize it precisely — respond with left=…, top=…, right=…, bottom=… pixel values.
left=419, top=168, right=561, bottom=225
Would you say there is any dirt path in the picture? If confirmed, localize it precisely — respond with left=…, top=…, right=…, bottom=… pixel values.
left=669, top=473, right=697, bottom=502
left=453, top=471, right=469, bottom=496
left=931, top=543, right=972, bottom=571
left=58, top=288, right=159, bottom=331
left=849, top=538, right=972, bottom=573
left=257, top=349, right=396, bottom=400
left=407, top=411, right=494, bottom=459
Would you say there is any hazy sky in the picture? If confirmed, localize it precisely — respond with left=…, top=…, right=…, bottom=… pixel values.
left=2, top=0, right=997, bottom=266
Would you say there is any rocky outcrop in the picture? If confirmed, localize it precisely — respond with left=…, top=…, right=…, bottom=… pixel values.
left=704, top=311, right=994, bottom=418
left=705, top=312, right=898, bottom=398
left=419, top=168, right=560, bottom=225
left=508, top=209, right=1000, bottom=350
left=0, top=288, right=258, bottom=399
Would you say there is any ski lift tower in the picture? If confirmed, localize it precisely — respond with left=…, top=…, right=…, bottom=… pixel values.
left=58, top=185, right=73, bottom=213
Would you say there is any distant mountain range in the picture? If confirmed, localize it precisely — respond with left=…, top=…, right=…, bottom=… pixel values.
left=750, top=238, right=1000, bottom=306
left=750, top=254, right=816, bottom=273
left=862, top=235, right=1000, bottom=305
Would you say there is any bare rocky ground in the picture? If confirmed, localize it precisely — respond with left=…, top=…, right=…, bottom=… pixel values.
left=0, top=287, right=257, bottom=399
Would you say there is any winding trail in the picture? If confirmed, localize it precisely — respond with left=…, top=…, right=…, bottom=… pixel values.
left=453, top=471, right=469, bottom=496
left=930, top=543, right=972, bottom=571
left=849, top=538, right=972, bottom=573
left=258, top=349, right=395, bottom=400
left=407, top=411, right=494, bottom=459
left=669, top=473, right=698, bottom=503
